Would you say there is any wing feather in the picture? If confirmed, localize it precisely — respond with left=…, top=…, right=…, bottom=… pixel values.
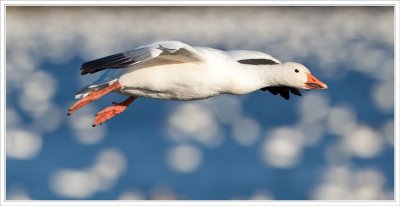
left=226, top=50, right=281, bottom=64
left=80, top=41, right=203, bottom=75
left=261, top=86, right=302, bottom=100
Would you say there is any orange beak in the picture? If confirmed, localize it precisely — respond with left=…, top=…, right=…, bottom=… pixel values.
left=305, top=73, right=328, bottom=89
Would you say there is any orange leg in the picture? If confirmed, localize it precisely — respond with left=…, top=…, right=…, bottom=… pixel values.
left=67, top=81, right=122, bottom=116
left=92, top=96, right=137, bottom=127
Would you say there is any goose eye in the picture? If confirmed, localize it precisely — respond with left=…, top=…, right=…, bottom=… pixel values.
left=294, top=69, right=299, bottom=73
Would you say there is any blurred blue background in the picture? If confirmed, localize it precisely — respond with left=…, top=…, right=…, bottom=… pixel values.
left=6, top=6, right=395, bottom=200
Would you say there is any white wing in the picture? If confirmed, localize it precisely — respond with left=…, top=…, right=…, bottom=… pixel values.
left=226, top=50, right=281, bottom=65
left=80, top=40, right=204, bottom=75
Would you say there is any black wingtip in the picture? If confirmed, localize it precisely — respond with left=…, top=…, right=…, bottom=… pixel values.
left=261, top=86, right=303, bottom=100
left=80, top=53, right=133, bottom=75
left=289, top=88, right=302, bottom=96
left=238, top=59, right=279, bottom=65
left=280, top=90, right=290, bottom=100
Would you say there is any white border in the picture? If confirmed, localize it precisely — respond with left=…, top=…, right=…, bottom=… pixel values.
left=0, top=1, right=399, bottom=206
left=1, top=0, right=6, bottom=205
left=0, top=0, right=398, bottom=6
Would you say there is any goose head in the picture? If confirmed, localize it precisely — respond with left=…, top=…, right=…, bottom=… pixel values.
left=278, top=62, right=328, bottom=90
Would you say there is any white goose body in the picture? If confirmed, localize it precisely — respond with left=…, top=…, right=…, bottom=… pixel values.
left=70, top=40, right=328, bottom=126
left=117, top=48, right=234, bottom=100
left=116, top=47, right=285, bottom=100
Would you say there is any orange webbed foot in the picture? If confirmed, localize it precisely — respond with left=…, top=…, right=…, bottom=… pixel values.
left=67, top=97, right=95, bottom=116
left=92, top=103, right=128, bottom=127
left=92, top=96, right=137, bottom=127
left=67, top=81, right=123, bottom=116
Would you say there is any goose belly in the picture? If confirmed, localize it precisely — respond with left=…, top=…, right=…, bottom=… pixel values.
left=117, top=63, right=225, bottom=100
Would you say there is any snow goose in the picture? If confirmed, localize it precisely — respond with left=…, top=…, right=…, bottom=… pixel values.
left=68, top=40, right=328, bottom=126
